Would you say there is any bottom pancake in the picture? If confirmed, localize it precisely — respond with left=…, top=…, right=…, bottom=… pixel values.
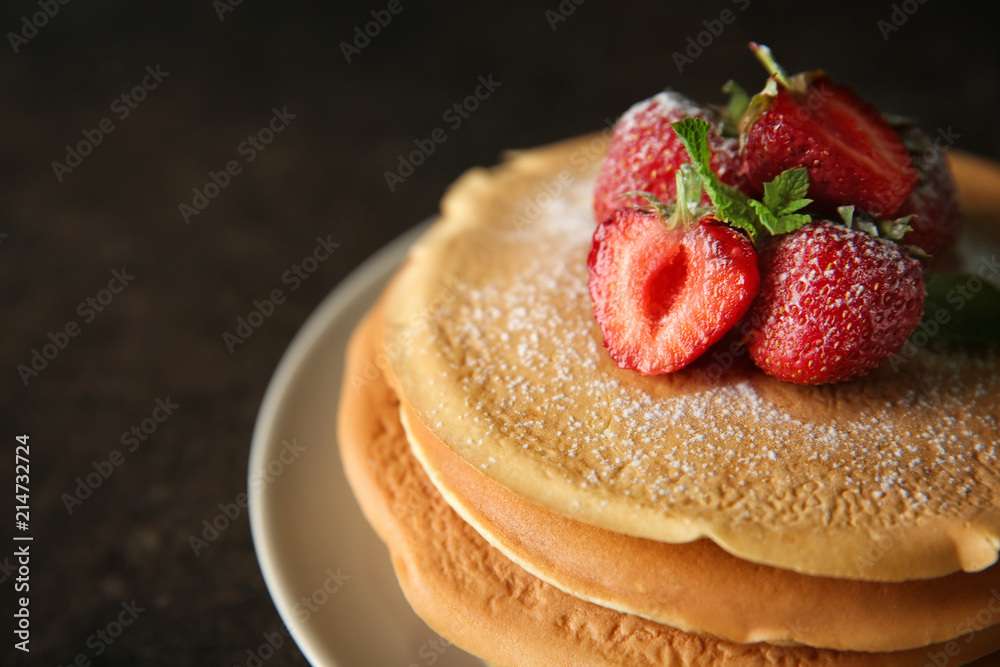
left=338, top=303, right=1000, bottom=666
left=401, top=399, right=1000, bottom=653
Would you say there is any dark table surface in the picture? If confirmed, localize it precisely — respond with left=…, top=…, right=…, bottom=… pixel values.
left=2, top=1, right=999, bottom=665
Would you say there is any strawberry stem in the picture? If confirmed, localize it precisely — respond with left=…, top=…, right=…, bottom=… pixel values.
left=749, top=42, right=791, bottom=90
left=672, top=164, right=702, bottom=227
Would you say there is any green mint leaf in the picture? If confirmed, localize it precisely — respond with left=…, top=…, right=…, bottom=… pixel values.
left=775, top=166, right=810, bottom=204
left=671, top=117, right=759, bottom=240
left=775, top=212, right=812, bottom=233
left=753, top=167, right=814, bottom=235
left=921, top=273, right=1000, bottom=344
left=747, top=200, right=777, bottom=230
left=672, top=117, right=711, bottom=168
left=783, top=198, right=813, bottom=214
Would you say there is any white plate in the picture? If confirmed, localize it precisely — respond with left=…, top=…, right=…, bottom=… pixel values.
left=248, top=220, right=482, bottom=667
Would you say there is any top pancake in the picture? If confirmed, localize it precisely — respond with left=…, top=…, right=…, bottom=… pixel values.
left=383, top=134, right=1000, bottom=581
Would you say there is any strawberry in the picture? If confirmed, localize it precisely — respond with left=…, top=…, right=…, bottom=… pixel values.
left=739, top=44, right=918, bottom=218
left=744, top=221, right=925, bottom=385
left=892, top=121, right=961, bottom=261
left=588, top=184, right=760, bottom=375
left=593, top=91, right=743, bottom=223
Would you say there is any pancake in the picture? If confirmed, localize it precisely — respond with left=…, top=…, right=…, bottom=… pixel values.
left=339, top=303, right=1000, bottom=666
left=381, top=134, right=1000, bottom=582
left=401, top=397, right=1000, bottom=652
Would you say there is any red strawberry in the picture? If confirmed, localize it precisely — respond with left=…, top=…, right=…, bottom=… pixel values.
left=593, top=91, right=743, bottom=223
left=744, top=221, right=925, bottom=385
left=740, top=44, right=918, bottom=218
left=892, top=122, right=961, bottom=261
left=588, top=205, right=760, bottom=375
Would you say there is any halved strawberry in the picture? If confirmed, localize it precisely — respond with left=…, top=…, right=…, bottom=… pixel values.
left=744, top=220, right=925, bottom=385
left=739, top=44, right=918, bottom=218
left=593, top=91, right=744, bottom=223
left=588, top=201, right=760, bottom=375
left=892, top=121, right=961, bottom=261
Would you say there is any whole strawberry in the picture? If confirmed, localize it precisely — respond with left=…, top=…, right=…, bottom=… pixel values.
left=739, top=44, right=918, bottom=218
left=744, top=221, right=925, bottom=385
left=588, top=171, right=759, bottom=375
left=593, top=91, right=743, bottom=223
left=893, top=121, right=961, bottom=261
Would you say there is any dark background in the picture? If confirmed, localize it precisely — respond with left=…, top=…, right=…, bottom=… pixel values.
left=1, top=1, right=998, bottom=665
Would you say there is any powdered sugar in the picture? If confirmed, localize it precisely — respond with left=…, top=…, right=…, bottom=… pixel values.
left=405, top=174, right=1000, bottom=533
left=612, top=91, right=708, bottom=140
left=593, top=90, right=742, bottom=222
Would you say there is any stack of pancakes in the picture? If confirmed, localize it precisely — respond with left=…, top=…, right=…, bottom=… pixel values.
left=338, top=135, right=1000, bottom=666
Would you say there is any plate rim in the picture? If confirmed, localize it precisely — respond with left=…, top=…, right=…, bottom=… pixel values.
left=247, top=220, right=431, bottom=666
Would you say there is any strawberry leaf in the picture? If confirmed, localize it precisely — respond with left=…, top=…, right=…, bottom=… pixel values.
left=671, top=117, right=760, bottom=240
left=720, top=80, right=749, bottom=137
left=877, top=215, right=914, bottom=241
left=838, top=205, right=919, bottom=252
left=856, top=219, right=879, bottom=238
left=838, top=205, right=856, bottom=228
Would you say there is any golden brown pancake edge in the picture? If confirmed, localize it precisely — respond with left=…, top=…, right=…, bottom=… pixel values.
left=338, top=302, right=1000, bottom=667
